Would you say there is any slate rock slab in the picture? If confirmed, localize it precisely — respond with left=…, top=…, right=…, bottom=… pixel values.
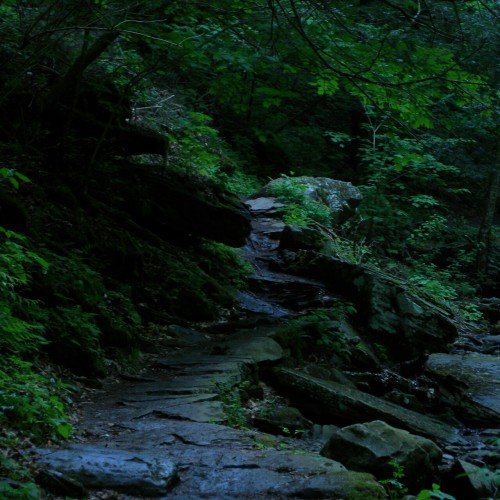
left=236, top=290, right=290, bottom=317
left=244, top=196, right=285, bottom=214
left=75, top=419, right=384, bottom=499
left=273, top=367, right=459, bottom=444
left=446, top=459, right=500, bottom=500
left=425, top=353, right=500, bottom=426
left=36, top=444, right=178, bottom=496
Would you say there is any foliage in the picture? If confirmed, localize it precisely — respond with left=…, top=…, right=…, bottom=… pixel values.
left=0, top=479, right=41, bottom=500
left=41, top=251, right=105, bottom=309
left=150, top=248, right=234, bottom=320
left=214, top=380, right=249, bottom=429
left=0, top=357, right=73, bottom=443
left=0, top=220, right=48, bottom=355
left=0, top=168, right=73, bottom=494
left=275, top=305, right=357, bottom=364
left=333, top=126, right=492, bottom=304
left=0, top=1, right=496, bottom=301
left=379, top=460, right=409, bottom=500
left=459, top=303, right=484, bottom=323
left=133, top=93, right=261, bottom=195
left=280, top=426, right=306, bottom=438
left=0, top=2, right=496, bottom=494
left=417, top=484, right=455, bottom=500
left=197, top=241, right=253, bottom=290
left=98, top=289, right=142, bottom=348
left=322, top=230, right=373, bottom=265
left=267, top=174, right=331, bottom=227
left=380, top=461, right=456, bottom=500
left=0, top=436, right=43, bottom=499
left=407, top=264, right=459, bottom=304
left=355, top=132, right=464, bottom=252
left=0, top=168, right=30, bottom=190
left=48, top=306, right=102, bottom=356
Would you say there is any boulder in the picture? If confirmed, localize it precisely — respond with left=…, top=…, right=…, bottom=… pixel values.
left=272, top=367, right=459, bottom=445
left=261, top=176, right=363, bottom=224
left=36, top=445, right=178, bottom=496
left=223, top=335, right=284, bottom=363
left=444, top=459, right=500, bottom=500
left=279, top=251, right=457, bottom=360
left=252, top=405, right=312, bottom=436
left=320, top=420, right=443, bottom=489
left=424, top=353, right=500, bottom=426
left=278, top=224, right=327, bottom=252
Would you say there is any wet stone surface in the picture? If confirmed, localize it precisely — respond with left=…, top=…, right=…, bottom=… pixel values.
left=34, top=187, right=500, bottom=498
left=36, top=334, right=384, bottom=499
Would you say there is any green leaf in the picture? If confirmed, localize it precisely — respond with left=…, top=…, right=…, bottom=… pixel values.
left=56, top=423, right=73, bottom=439
left=14, top=172, right=31, bottom=183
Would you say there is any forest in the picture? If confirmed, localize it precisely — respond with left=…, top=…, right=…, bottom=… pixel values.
left=0, top=1, right=498, bottom=498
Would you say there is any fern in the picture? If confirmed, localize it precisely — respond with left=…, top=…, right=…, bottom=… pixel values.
left=0, top=228, right=48, bottom=355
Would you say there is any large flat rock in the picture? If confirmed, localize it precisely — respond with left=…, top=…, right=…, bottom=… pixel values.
left=104, top=420, right=384, bottom=499
left=425, top=353, right=500, bottom=426
left=37, top=445, right=178, bottom=496
left=273, top=367, right=460, bottom=445
left=35, top=334, right=386, bottom=499
left=38, top=420, right=385, bottom=499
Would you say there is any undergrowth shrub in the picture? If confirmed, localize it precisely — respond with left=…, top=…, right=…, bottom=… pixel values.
left=214, top=379, right=249, bottom=429
left=379, top=461, right=456, bottom=500
left=0, top=471, right=40, bottom=500
left=40, top=251, right=105, bottom=308
left=275, top=305, right=357, bottom=364
left=48, top=306, right=102, bottom=355
left=267, top=174, right=331, bottom=227
left=157, top=251, right=226, bottom=319
left=0, top=228, right=48, bottom=355
left=131, top=90, right=261, bottom=195
left=141, top=241, right=253, bottom=321
left=0, top=357, right=73, bottom=443
left=197, top=241, right=253, bottom=289
left=0, top=169, right=64, bottom=497
left=98, top=289, right=142, bottom=348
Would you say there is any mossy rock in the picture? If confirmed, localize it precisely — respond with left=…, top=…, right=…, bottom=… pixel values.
left=253, top=405, right=311, bottom=436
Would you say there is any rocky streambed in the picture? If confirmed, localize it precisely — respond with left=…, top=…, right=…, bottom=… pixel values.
left=34, top=184, right=499, bottom=499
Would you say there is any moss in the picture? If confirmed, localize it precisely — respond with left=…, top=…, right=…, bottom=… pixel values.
left=336, top=471, right=386, bottom=500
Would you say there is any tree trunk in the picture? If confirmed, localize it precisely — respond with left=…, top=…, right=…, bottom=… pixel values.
left=45, top=29, right=120, bottom=109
